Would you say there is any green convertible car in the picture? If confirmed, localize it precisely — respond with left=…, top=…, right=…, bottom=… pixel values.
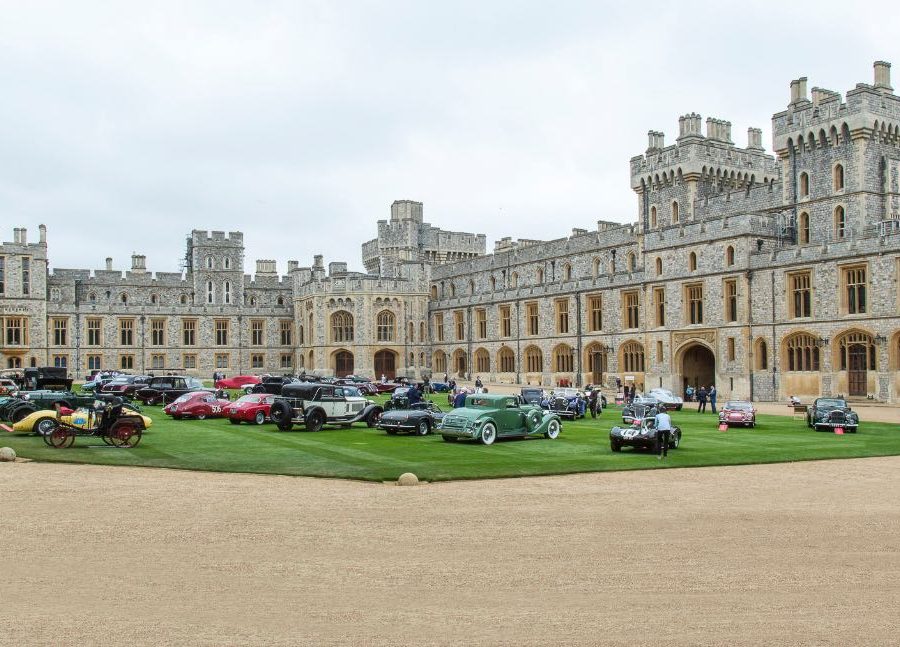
left=438, top=393, right=562, bottom=445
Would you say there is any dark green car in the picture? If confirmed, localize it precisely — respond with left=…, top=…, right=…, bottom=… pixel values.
left=438, top=393, right=562, bottom=445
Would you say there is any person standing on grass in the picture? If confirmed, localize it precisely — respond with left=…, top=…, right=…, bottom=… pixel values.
left=654, top=405, right=672, bottom=460
left=588, top=388, right=599, bottom=418
left=697, top=386, right=708, bottom=413
left=709, top=385, right=717, bottom=414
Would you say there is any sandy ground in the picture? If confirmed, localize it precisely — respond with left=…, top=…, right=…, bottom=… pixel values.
left=2, top=458, right=899, bottom=646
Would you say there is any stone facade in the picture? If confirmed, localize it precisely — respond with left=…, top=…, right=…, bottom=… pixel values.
left=3, top=62, right=900, bottom=401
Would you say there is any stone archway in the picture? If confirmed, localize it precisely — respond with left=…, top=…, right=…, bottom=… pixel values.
left=678, top=343, right=716, bottom=395
left=374, top=349, right=397, bottom=380
left=333, top=350, right=354, bottom=377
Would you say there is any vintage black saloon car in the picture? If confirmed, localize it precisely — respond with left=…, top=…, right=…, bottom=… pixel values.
left=134, top=376, right=211, bottom=405
left=269, top=383, right=383, bottom=431
left=806, top=398, right=859, bottom=432
left=377, top=389, right=445, bottom=436
left=610, top=415, right=681, bottom=453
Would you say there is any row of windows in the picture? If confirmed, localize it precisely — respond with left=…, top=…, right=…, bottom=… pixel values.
left=330, top=311, right=427, bottom=344
left=796, top=206, right=848, bottom=244
left=72, top=318, right=295, bottom=347
left=797, top=164, right=844, bottom=199
left=76, top=351, right=295, bottom=372
left=81, top=289, right=287, bottom=307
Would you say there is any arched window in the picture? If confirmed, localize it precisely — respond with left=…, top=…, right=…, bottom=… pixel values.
left=799, top=212, right=810, bottom=245
left=224, top=257, right=231, bottom=270
left=688, top=252, right=697, bottom=271
left=408, top=321, right=414, bottom=342
left=474, top=348, right=490, bottom=373
left=836, top=331, right=876, bottom=371
left=833, top=164, right=844, bottom=191
left=592, top=258, right=601, bottom=279
left=799, top=172, right=809, bottom=198
left=331, top=311, right=354, bottom=342
left=621, top=341, right=645, bottom=373
left=469, top=279, right=475, bottom=295
left=450, top=283, right=456, bottom=297
left=206, top=256, right=213, bottom=269
left=89, top=292, right=96, bottom=303
left=120, top=293, right=128, bottom=304
left=650, top=206, right=658, bottom=229
left=655, top=257, right=662, bottom=276
left=490, top=276, right=496, bottom=291
left=626, top=253, right=636, bottom=272
left=834, top=206, right=846, bottom=239
left=755, top=339, right=768, bottom=370
left=223, top=281, right=231, bottom=304
left=785, top=333, right=820, bottom=371
left=671, top=201, right=680, bottom=224
left=430, top=285, right=438, bottom=299
left=563, top=263, right=572, bottom=281
left=726, top=246, right=735, bottom=267
left=536, top=267, right=544, bottom=284
left=433, top=350, right=447, bottom=374
left=298, top=325, right=304, bottom=345
left=150, top=294, right=158, bottom=305
left=524, top=346, right=543, bottom=373
left=497, top=347, right=515, bottom=373
left=419, top=321, right=425, bottom=341
left=376, top=310, right=395, bottom=342
left=206, top=281, right=214, bottom=304
left=553, top=344, right=574, bottom=372
left=510, top=272, right=518, bottom=288
left=180, top=294, right=187, bottom=305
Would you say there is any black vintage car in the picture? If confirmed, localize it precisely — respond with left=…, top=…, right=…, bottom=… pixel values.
left=621, top=396, right=659, bottom=424
left=252, top=375, right=299, bottom=395
left=806, top=397, right=859, bottom=432
left=269, top=383, right=383, bottom=432
left=377, top=388, right=445, bottom=436
left=520, top=387, right=544, bottom=406
left=21, top=367, right=73, bottom=391
left=134, top=376, right=211, bottom=405
left=610, top=415, right=681, bottom=453
left=100, top=375, right=152, bottom=398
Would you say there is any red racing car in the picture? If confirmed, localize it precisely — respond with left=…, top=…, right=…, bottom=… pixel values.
left=226, top=393, right=275, bottom=425
left=164, top=391, right=232, bottom=420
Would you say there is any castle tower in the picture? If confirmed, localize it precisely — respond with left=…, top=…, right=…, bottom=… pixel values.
left=188, top=230, right=245, bottom=307
left=630, top=114, right=779, bottom=231
left=772, top=61, right=899, bottom=243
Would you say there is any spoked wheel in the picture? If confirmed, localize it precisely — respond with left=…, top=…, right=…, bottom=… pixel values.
left=480, top=422, right=497, bottom=446
left=366, top=410, right=381, bottom=428
left=415, top=420, right=430, bottom=436
left=45, top=426, right=75, bottom=449
left=305, top=410, right=324, bottom=432
left=670, top=433, right=681, bottom=449
left=34, top=417, right=58, bottom=437
left=109, top=421, right=142, bottom=448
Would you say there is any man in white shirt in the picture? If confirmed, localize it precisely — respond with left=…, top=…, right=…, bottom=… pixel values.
left=654, top=405, right=673, bottom=460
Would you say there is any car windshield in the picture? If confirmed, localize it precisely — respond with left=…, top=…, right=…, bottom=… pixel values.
left=818, top=399, right=846, bottom=408
left=651, top=389, right=674, bottom=398
left=236, top=395, right=262, bottom=403
left=725, top=401, right=752, bottom=410
left=343, top=387, right=362, bottom=397
left=173, top=393, right=195, bottom=403
left=393, top=388, right=410, bottom=397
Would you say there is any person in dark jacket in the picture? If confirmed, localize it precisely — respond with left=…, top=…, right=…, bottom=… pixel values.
left=453, top=390, right=467, bottom=408
left=697, top=386, right=708, bottom=413
left=588, top=388, right=600, bottom=418
left=709, top=385, right=717, bottom=414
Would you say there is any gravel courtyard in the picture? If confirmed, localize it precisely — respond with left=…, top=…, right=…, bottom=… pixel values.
left=2, top=457, right=898, bottom=646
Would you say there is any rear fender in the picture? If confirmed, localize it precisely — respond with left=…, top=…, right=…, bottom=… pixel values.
left=347, top=404, right=383, bottom=424
left=530, top=413, right=561, bottom=436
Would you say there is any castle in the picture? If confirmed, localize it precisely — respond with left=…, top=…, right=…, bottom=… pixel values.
left=3, top=61, right=900, bottom=402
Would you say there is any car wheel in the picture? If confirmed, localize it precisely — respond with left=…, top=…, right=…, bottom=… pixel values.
left=544, top=419, right=560, bottom=439
left=416, top=420, right=430, bottom=436
left=306, top=410, right=325, bottom=432
left=670, top=432, right=680, bottom=449
left=480, top=422, right=497, bottom=446
left=442, top=435, right=457, bottom=442
left=10, top=405, right=35, bottom=423
left=196, top=413, right=207, bottom=420
left=366, top=409, right=381, bottom=428
left=610, top=439, right=621, bottom=452
left=34, top=417, right=57, bottom=436
left=229, top=418, right=241, bottom=425
left=254, top=411, right=265, bottom=425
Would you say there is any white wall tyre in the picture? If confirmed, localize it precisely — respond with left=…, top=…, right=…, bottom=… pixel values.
left=670, top=433, right=680, bottom=449
left=544, top=419, right=560, bottom=439
left=480, top=422, right=496, bottom=446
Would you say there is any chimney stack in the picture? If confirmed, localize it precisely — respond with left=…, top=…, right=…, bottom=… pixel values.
left=747, top=127, right=763, bottom=151
left=287, top=260, right=299, bottom=272
left=39, top=224, right=47, bottom=244
left=131, top=253, right=146, bottom=273
left=105, top=257, right=113, bottom=271
left=798, top=77, right=808, bottom=101
left=18, top=228, right=27, bottom=245
left=313, top=255, right=324, bottom=269
left=874, top=60, right=893, bottom=91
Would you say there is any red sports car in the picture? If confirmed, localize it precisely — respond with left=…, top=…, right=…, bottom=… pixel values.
left=214, top=375, right=262, bottom=390
left=718, top=400, right=757, bottom=428
left=226, top=393, right=275, bottom=425
left=164, top=391, right=232, bottom=420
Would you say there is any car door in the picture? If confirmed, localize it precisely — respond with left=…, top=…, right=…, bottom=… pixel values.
left=496, top=397, right=525, bottom=436
left=318, top=386, right=341, bottom=419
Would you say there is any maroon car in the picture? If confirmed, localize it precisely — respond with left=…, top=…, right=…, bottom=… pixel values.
left=101, top=375, right=151, bottom=398
left=164, top=391, right=232, bottom=420
left=718, top=401, right=757, bottom=428
left=226, top=393, right=275, bottom=425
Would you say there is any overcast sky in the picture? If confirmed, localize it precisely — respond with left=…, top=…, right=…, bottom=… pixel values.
left=1, top=1, right=896, bottom=274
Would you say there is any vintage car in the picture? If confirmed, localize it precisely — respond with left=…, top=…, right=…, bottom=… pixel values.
left=377, top=392, right=445, bottom=435
left=226, top=393, right=275, bottom=425
left=334, top=378, right=378, bottom=395
left=269, top=383, right=383, bottom=431
left=0, top=378, right=19, bottom=396
left=251, top=376, right=299, bottom=395
left=215, top=375, right=262, bottom=391
left=2, top=403, right=151, bottom=436
left=648, top=388, right=684, bottom=411
left=0, top=390, right=109, bottom=423
left=163, top=391, right=232, bottom=419
left=135, top=375, right=211, bottom=405
left=81, top=375, right=117, bottom=392
left=429, top=381, right=451, bottom=393
left=437, top=393, right=562, bottom=445
left=806, top=397, right=859, bottom=432
left=520, top=387, right=544, bottom=405
left=610, top=415, right=681, bottom=453
left=621, top=395, right=659, bottom=424
left=101, top=375, right=151, bottom=398
left=538, top=388, right=586, bottom=419
left=719, top=400, right=757, bottom=427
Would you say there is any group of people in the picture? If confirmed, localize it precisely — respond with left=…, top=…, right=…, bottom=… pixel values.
left=692, top=385, right=718, bottom=413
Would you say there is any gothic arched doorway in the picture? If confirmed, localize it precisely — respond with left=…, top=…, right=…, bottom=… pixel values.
left=374, top=349, right=397, bottom=380
left=680, top=343, right=715, bottom=394
left=334, top=350, right=354, bottom=377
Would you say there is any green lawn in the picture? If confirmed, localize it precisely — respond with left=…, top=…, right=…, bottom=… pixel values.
left=3, top=396, right=899, bottom=481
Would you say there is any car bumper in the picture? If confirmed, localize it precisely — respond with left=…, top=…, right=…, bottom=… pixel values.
left=378, top=421, right=417, bottom=431
left=612, top=436, right=656, bottom=448
left=814, top=421, right=857, bottom=428
left=438, top=426, right=476, bottom=438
